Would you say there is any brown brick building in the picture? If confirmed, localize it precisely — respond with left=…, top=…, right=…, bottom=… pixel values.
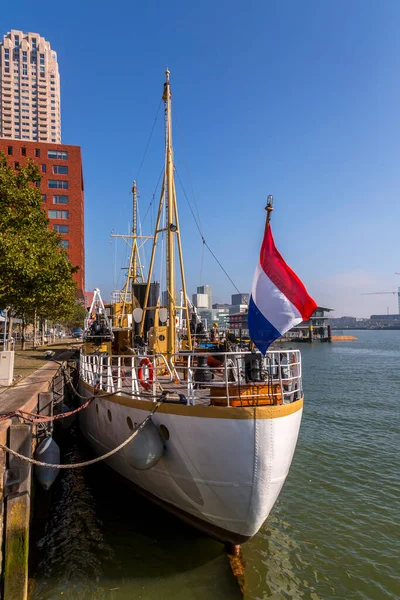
left=0, top=139, right=84, bottom=294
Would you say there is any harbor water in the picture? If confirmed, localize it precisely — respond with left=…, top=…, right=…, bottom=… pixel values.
left=30, top=330, right=399, bottom=600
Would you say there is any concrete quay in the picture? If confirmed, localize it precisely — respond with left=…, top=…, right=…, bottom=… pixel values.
left=0, top=347, right=77, bottom=600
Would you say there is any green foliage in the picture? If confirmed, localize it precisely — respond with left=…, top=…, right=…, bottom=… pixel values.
left=61, top=302, right=88, bottom=329
left=0, top=153, right=79, bottom=324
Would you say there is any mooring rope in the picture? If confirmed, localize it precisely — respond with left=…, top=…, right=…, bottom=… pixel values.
left=0, top=398, right=164, bottom=469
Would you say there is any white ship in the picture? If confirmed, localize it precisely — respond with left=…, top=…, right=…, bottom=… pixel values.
left=79, top=71, right=305, bottom=547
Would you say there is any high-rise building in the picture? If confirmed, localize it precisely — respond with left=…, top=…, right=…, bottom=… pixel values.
left=0, top=139, right=85, bottom=295
left=196, top=285, right=212, bottom=309
left=0, top=30, right=61, bottom=143
left=231, top=293, right=249, bottom=306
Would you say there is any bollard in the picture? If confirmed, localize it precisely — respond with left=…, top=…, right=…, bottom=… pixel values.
left=0, top=351, right=14, bottom=387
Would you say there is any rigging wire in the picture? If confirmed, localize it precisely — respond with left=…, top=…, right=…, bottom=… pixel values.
left=199, top=240, right=204, bottom=287
left=175, top=117, right=204, bottom=238
left=135, top=99, right=162, bottom=183
left=175, top=168, right=242, bottom=295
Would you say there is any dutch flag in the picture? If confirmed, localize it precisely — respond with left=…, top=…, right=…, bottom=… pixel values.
left=248, top=224, right=317, bottom=353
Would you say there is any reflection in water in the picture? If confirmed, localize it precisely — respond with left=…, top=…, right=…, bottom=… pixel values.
left=31, top=428, right=241, bottom=600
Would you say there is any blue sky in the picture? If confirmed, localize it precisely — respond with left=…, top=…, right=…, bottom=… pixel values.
left=4, top=0, right=400, bottom=316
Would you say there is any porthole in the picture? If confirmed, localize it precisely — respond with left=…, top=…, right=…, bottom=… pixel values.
left=159, top=334, right=165, bottom=341
left=127, top=416, right=134, bottom=431
left=107, top=409, right=112, bottom=422
left=159, top=424, right=170, bottom=441
left=95, top=404, right=99, bottom=415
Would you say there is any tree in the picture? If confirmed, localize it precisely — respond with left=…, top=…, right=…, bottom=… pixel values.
left=0, top=154, right=79, bottom=348
left=61, top=303, right=88, bottom=330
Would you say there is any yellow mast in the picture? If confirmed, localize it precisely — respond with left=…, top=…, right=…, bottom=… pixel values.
left=111, top=181, right=148, bottom=327
left=139, top=70, right=192, bottom=358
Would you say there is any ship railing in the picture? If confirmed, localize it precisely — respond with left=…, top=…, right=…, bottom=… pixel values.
left=169, top=349, right=302, bottom=407
left=79, top=352, right=174, bottom=396
left=80, top=349, right=302, bottom=407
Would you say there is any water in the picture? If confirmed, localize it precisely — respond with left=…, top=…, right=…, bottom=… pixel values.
left=31, top=331, right=400, bottom=600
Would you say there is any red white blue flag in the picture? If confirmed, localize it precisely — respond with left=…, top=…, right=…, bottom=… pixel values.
left=248, top=224, right=317, bottom=353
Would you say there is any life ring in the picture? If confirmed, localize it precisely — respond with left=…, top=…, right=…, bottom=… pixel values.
left=138, top=357, right=154, bottom=390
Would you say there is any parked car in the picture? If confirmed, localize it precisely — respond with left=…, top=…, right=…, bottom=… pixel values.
left=71, top=328, right=83, bottom=339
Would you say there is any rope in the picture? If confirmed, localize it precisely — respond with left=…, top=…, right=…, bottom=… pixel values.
left=135, top=99, right=162, bottom=183
left=0, top=398, right=164, bottom=469
left=14, top=396, right=94, bottom=423
left=175, top=168, right=242, bottom=294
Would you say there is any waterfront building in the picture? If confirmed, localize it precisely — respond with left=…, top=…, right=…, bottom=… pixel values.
left=0, top=138, right=84, bottom=295
left=329, top=316, right=368, bottom=329
left=228, top=311, right=249, bottom=337
left=284, top=307, right=333, bottom=341
left=0, top=30, right=61, bottom=143
left=369, top=314, right=400, bottom=329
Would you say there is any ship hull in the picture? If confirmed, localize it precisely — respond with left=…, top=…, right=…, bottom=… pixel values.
left=78, top=381, right=303, bottom=544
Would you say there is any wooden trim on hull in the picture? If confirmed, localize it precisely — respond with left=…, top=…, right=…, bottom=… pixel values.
left=81, top=381, right=303, bottom=420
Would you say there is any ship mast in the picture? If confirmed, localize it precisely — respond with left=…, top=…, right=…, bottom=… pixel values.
left=111, top=180, right=148, bottom=327
left=139, top=70, right=192, bottom=357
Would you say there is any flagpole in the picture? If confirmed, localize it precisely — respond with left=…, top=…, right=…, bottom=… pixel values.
left=265, top=194, right=274, bottom=230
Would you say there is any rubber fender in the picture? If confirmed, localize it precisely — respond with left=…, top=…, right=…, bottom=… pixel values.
left=34, top=437, right=60, bottom=490
left=124, top=418, right=164, bottom=470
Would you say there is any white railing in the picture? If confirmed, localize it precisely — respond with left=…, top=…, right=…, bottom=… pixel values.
left=80, top=349, right=302, bottom=407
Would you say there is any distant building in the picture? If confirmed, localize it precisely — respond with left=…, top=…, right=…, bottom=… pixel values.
left=196, top=285, right=212, bottom=309
left=0, top=30, right=61, bottom=143
left=369, top=314, right=400, bottom=328
left=228, top=311, right=249, bottom=337
left=231, top=293, right=249, bottom=306
left=329, top=316, right=367, bottom=329
left=229, top=303, right=248, bottom=315
left=212, top=304, right=230, bottom=329
left=0, top=138, right=85, bottom=295
left=284, top=307, right=334, bottom=341
left=192, top=293, right=209, bottom=309
left=85, top=291, right=94, bottom=309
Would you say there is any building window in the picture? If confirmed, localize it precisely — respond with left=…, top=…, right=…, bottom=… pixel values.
left=59, top=240, right=69, bottom=248
left=35, top=149, right=40, bottom=158
left=48, top=180, right=68, bottom=189
left=42, top=194, right=46, bottom=202
left=41, top=164, right=46, bottom=173
left=48, top=150, right=68, bottom=160
left=21, top=147, right=26, bottom=156
left=48, top=210, right=68, bottom=219
left=53, top=225, right=68, bottom=233
left=53, top=195, right=68, bottom=204
left=7, top=146, right=13, bottom=156
left=14, top=162, right=19, bottom=169
left=53, top=165, right=68, bottom=175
